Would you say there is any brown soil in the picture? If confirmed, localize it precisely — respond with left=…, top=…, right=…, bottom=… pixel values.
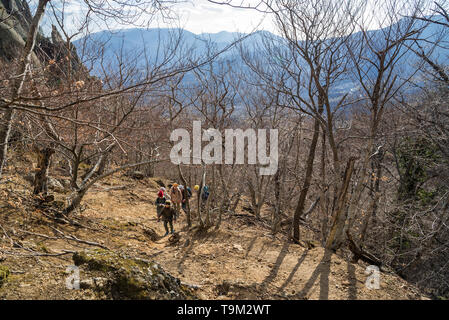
left=0, top=168, right=428, bottom=300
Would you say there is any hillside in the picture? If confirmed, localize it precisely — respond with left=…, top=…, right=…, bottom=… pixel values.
left=0, top=155, right=428, bottom=300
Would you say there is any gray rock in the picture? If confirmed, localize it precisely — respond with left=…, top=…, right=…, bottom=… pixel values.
left=72, top=249, right=196, bottom=300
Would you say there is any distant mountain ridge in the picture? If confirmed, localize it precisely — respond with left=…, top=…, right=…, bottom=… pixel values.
left=73, top=20, right=447, bottom=74
left=72, top=19, right=448, bottom=107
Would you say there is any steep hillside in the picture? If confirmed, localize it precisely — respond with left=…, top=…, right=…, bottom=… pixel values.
left=0, top=156, right=429, bottom=300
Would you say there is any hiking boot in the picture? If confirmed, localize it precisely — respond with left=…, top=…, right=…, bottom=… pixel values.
left=163, top=232, right=168, bottom=237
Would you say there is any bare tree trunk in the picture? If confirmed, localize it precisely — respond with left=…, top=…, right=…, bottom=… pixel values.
left=360, top=152, right=384, bottom=243
left=292, top=117, right=321, bottom=243
left=343, top=137, right=375, bottom=235
left=97, top=153, right=109, bottom=176
left=177, top=164, right=191, bottom=228
left=0, top=0, right=49, bottom=179
left=272, top=166, right=282, bottom=234
left=319, top=131, right=329, bottom=244
left=204, top=165, right=215, bottom=226
left=33, top=147, right=55, bottom=195
left=196, top=168, right=206, bottom=228
left=325, top=156, right=357, bottom=251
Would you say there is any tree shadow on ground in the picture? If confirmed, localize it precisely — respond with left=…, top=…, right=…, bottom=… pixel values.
left=245, top=236, right=257, bottom=258
left=260, top=242, right=290, bottom=289
left=294, top=249, right=332, bottom=300
left=347, top=260, right=357, bottom=299
left=278, top=250, right=309, bottom=294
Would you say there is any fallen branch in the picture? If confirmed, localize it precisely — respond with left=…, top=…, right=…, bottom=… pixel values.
left=0, top=223, right=35, bottom=253
left=50, top=226, right=110, bottom=250
left=346, top=230, right=382, bottom=267
left=0, top=249, right=75, bottom=257
left=18, top=229, right=58, bottom=240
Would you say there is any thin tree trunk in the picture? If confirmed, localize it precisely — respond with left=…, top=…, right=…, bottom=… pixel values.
left=177, top=164, right=191, bottom=228
left=272, top=166, right=282, bottom=234
left=292, top=117, right=321, bottom=243
left=319, top=131, right=329, bottom=244
left=325, top=157, right=357, bottom=251
left=343, top=137, right=374, bottom=235
left=360, top=153, right=383, bottom=243
left=33, top=147, right=55, bottom=195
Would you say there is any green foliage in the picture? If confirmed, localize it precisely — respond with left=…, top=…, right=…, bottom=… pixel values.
left=0, top=265, right=10, bottom=287
left=396, top=136, right=439, bottom=201
left=417, top=189, right=437, bottom=205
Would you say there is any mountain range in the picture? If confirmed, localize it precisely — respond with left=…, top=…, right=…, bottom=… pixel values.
left=73, top=20, right=448, bottom=87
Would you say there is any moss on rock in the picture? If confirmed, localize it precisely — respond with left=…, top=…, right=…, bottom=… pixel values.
left=73, top=249, right=196, bottom=300
left=0, top=265, right=10, bottom=286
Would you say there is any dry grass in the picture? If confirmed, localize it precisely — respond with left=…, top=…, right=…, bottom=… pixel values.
left=0, top=161, right=429, bottom=300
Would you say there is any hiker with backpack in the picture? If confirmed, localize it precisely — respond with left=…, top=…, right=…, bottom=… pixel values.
left=180, top=185, right=192, bottom=213
left=155, top=189, right=166, bottom=217
left=170, top=183, right=183, bottom=218
left=160, top=187, right=170, bottom=200
left=202, top=185, right=210, bottom=202
left=157, top=200, right=176, bottom=236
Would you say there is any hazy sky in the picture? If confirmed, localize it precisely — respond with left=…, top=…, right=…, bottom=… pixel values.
left=34, top=0, right=421, bottom=38
left=36, top=0, right=276, bottom=37
left=172, top=0, right=274, bottom=34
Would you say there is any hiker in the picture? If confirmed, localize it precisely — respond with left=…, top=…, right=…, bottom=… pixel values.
left=170, top=183, right=183, bottom=217
left=180, top=185, right=192, bottom=213
left=202, top=185, right=210, bottom=202
left=157, top=200, right=176, bottom=236
left=160, top=187, right=170, bottom=200
left=155, top=189, right=166, bottom=216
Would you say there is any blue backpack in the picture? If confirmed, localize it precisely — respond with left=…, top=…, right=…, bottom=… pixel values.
left=202, top=186, right=210, bottom=200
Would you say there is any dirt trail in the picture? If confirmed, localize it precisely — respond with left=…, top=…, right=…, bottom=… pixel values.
left=0, top=174, right=428, bottom=300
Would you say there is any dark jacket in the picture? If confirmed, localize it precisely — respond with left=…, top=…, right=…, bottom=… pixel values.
left=182, top=187, right=192, bottom=202
left=155, top=196, right=166, bottom=215
left=155, top=196, right=166, bottom=206
left=158, top=206, right=176, bottom=221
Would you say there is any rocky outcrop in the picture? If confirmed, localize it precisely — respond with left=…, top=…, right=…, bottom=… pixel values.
left=0, top=0, right=85, bottom=79
left=0, top=0, right=39, bottom=64
left=72, top=249, right=197, bottom=300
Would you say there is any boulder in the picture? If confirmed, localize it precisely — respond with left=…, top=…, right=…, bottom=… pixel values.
left=72, top=249, right=196, bottom=300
